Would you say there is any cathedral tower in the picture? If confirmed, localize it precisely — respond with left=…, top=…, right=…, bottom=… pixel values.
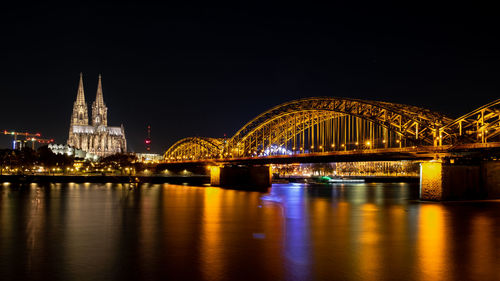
left=92, top=74, right=108, bottom=126
left=70, top=73, right=88, bottom=126
left=68, top=73, right=127, bottom=157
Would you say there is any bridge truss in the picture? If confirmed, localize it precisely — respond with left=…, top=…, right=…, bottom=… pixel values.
left=439, top=99, right=500, bottom=145
left=163, top=97, right=500, bottom=161
left=163, top=137, right=224, bottom=161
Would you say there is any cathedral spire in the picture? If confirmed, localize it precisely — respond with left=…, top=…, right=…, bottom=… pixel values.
left=95, top=74, right=105, bottom=106
left=70, top=72, right=89, bottom=127
left=92, top=74, right=108, bottom=126
left=76, top=72, right=86, bottom=105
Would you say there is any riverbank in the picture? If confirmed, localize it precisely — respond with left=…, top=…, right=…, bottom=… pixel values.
left=1, top=174, right=418, bottom=187
left=0, top=174, right=210, bottom=185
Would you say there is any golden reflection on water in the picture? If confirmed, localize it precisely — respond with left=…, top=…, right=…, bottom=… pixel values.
left=1, top=183, right=500, bottom=281
left=358, top=203, right=381, bottom=281
left=470, top=214, right=499, bottom=281
left=139, top=184, right=159, bottom=272
left=418, top=204, right=447, bottom=281
left=387, top=205, right=411, bottom=271
left=201, top=187, right=224, bottom=280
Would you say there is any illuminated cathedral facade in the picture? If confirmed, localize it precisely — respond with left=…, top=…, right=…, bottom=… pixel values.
left=67, top=73, right=127, bottom=157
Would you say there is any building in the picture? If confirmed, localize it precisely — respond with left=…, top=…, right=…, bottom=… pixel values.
left=67, top=73, right=127, bottom=157
left=48, top=143, right=99, bottom=161
left=134, top=153, right=163, bottom=163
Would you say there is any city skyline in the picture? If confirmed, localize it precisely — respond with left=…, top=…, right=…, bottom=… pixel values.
left=1, top=3, right=499, bottom=152
left=1, top=4, right=500, bottom=281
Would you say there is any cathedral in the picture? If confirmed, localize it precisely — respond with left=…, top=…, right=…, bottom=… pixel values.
left=67, top=73, right=127, bottom=157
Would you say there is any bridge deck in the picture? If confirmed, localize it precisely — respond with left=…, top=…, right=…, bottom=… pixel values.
left=162, top=143, right=500, bottom=165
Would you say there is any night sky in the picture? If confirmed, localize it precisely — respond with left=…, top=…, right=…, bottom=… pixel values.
left=0, top=3, right=498, bottom=153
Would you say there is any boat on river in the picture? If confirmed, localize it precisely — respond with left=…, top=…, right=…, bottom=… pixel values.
left=327, top=178, right=365, bottom=183
left=315, top=176, right=365, bottom=184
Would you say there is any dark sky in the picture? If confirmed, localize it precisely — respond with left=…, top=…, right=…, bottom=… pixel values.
left=0, top=3, right=498, bottom=153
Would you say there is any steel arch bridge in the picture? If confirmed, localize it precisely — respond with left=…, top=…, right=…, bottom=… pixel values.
left=164, top=137, right=225, bottom=161
left=438, top=98, right=500, bottom=145
left=163, top=97, right=500, bottom=161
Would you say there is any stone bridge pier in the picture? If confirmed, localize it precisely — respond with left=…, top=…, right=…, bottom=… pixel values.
left=420, top=160, right=500, bottom=201
left=210, top=165, right=271, bottom=191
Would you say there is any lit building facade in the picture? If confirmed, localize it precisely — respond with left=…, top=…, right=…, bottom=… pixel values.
left=67, top=73, right=127, bottom=157
left=134, top=153, right=163, bottom=163
left=48, top=144, right=99, bottom=161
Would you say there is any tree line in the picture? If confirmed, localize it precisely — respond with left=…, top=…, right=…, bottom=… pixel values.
left=0, top=146, right=140, bottom=175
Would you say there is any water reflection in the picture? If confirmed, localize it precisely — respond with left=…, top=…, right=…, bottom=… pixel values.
left=1, top=183, right=500, bottom=281
left=418, top=205, right=448, bottom=281
left=201, top=187, right=224, bottom=280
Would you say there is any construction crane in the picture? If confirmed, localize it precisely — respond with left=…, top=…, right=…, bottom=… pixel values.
left=35, top=138, right=55, bottom=144
left=27, top=137, right=55, bottom=149
left=2, top=130, right=54, bottom=150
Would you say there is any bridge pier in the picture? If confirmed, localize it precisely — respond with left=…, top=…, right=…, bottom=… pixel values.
left=210, top=165, right=271, bottom=191
left=420, top=161, right=500, bottom=201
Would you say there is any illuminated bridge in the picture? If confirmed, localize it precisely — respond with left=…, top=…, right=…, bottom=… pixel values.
left=162, top=97, right=500, bottom=200
left=164, top=97, right=500, bottom=162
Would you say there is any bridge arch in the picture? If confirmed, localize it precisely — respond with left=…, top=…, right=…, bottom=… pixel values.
left=439, top=98, right=500, bottom=145
left=163, top=97, right=500, bottom=162
left=225, top=97, right=453, bottom=157
left=163, top=137, right=225, bottom=161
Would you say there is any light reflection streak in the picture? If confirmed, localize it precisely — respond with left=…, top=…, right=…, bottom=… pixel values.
left=26, top=185, right=44, bottom=272
left=281, top=186, right=311, bottom=280
left=351, top=184, right=368, bottom=204
left=139, top=184, right=158, bottom=271
left=470, top=214, right=498, bottom=280
left=358, top=203, right=381, bottom=281
left=418, top=205, right=447, bottom=281
left=201, top=187, right=224, bottom=280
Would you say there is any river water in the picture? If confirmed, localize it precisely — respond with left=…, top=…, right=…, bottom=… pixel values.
left=1, top=182, right=500, bottom=281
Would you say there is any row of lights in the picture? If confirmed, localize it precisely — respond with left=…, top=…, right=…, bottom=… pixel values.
left=168, top=138, right=405, bottom=160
